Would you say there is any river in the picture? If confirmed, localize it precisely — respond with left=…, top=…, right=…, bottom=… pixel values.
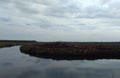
left=0, top=46, right=120, bottom=78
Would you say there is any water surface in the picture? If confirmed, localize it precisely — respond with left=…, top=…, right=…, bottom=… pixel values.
left=0, top=46, right=120, bottom=78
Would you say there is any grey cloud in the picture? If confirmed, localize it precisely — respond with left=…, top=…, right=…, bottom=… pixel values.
left=44, top=5, right=80, bottom=18
left=76, top=3, right=120, bottom=18
left=70, top=23, right=97, bottom=30
left=42, top=0, right=120, bottom=19
left=0, top=17, right=12, bottom=22
left=29, top=22, right=73, bottom=31
left=4, top=0, right=119, bottom=19
left=100, top=0, right=110, bottom=5
left=0, top=0, right=120, bottom=41
left=13, top=1, right=39, bottom=14
left=76, top=12, right=119, bottom=19
left=32, top=23, right=53, bottom=29
left=0, top=0, right=11, bottom=4
left=13, top=0, right=79, bottom=18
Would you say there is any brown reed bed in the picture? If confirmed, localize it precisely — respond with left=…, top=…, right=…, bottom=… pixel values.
left=20, top=42, right=120, bottom=60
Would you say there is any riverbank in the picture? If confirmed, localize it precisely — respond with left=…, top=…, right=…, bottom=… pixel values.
left=0, top=40, right=37, bottom=48
left=1, top=41, right=120, bottom=60
left=0, top=43, right=19, bottom=48
left=20, top=42, right=120, bottom=60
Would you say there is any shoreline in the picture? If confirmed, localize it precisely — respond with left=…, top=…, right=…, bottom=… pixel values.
left=1, top=41, right=120, bottom=60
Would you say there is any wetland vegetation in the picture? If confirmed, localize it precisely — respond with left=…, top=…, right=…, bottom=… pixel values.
left=1, top=40, right=120, bottom=60
left=0, top=40, right=37, bottom=48
left=20, top=42, right=120, bottom=60
left=1, top=40, right=120, bottom=78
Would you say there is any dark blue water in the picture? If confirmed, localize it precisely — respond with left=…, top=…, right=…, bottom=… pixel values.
left=0, top=46, right=120, bottom=78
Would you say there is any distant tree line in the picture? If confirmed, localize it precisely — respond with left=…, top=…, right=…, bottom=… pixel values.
left=0, top=40, right=37, bottom=43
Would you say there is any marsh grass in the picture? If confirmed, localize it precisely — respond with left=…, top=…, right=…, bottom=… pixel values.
left=20, top=42, right=120, bottom=60
left=0, top=42, right=19, bottom=48
left=0, top=41, right=37, bottom=48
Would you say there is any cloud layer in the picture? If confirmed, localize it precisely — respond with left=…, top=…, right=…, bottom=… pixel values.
left=0, top=0, right=120, bottom=41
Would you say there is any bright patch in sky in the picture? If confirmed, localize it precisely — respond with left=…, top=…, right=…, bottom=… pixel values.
left=0, top=0, right=120, bottom=41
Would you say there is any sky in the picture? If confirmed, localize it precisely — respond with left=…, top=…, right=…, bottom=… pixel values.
left=0, top=0, right=120, bottom=42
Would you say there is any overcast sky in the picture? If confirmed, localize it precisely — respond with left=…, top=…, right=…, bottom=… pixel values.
left=0, top=0, right=120, bottom=41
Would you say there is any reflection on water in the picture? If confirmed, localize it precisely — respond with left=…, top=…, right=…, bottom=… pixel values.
left=0, top=46, right=120, bottom=78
